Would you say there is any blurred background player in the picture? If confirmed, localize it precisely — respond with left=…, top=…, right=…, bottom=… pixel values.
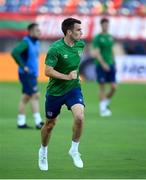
left=11, top=23, right=44, bottom=129
left=91, top=18, right=117, bottom=117
left=38, top=18, right=85, bottom=170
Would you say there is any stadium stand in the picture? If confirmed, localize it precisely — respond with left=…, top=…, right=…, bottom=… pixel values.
left=0, top=0, right=146, bottom=15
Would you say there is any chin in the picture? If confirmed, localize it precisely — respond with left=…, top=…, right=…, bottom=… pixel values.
left=76, top=38, right=81, bottom=41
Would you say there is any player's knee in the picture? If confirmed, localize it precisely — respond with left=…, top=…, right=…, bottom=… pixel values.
left=23, top=95, right=30, bottom=103
left=45, top=120, right=56, bottom=132
left=111, top=84, right=117, bottom=92
left=74, top=113, right=84, bottom=126
left=32, top=93, right=40, bottom=100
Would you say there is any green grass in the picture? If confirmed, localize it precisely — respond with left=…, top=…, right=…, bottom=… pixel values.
left=0, top=82, right=146, bottom=179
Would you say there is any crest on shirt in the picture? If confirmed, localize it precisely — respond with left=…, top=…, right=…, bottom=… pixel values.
left=100, top=38, right=105, bottom=42
left=63, top=54, right=68, bottom=59
left=78, top=51, right=82, bottom=57
left=109, top=36, right=114, bottom=42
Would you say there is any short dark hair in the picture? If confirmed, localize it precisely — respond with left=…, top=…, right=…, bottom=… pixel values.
left=27, top=23, right=38, bottom=31
left=100, top=18, right=109, bottom=24
left=61, top=18, right=81, bottom=35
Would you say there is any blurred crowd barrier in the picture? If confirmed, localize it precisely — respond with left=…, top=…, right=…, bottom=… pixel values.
left=80, top=55, right=146, bottom=83
left=0, top=13, right=146, bottom=83
left=0, top=53, right=48, bottom=82
left=0, top=52, right=146, bottom=83
left=116, top=55, right=146, bottom=82
left=0, top=13, right=146, bottom=40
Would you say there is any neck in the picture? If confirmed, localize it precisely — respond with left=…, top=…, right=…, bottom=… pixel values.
left=64, top=36, right=74, bottom=47
left=29, top=35, right=38, bottom=41
left=102, top=30, right=107, bottom=34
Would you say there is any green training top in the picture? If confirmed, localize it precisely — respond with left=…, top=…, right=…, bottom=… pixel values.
left=45, top=38, right=85, bottom=96
left=11, top=40, right=28, bottom=68
left=92, top=33, right=114, bottom=65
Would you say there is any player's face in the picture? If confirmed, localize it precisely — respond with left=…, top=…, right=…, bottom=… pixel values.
left=31, top=26, right=41, bottom=39
left=101, top=22, right=109, bottom=32
left=70, top=23, right=82, bottom=41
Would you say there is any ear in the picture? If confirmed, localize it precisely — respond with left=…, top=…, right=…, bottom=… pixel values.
left=67, top=29, right=72, bottom=35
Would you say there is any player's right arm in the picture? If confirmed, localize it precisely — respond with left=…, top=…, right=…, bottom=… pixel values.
left=90, top=36, right=110, bottom=72
left=90, top=47, right=110, bottom=71
left=45, top=66, right=77, bottom=80
left=45, top=47, right=77, bottom=80
left=11, top=40, right=29, bottom=72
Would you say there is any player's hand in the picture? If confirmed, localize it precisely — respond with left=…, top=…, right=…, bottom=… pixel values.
left=102, top=63, right=110, bottom=72
left=68, top=70, right=77, bottom=80
left=24, top=66, right=29, bottom=73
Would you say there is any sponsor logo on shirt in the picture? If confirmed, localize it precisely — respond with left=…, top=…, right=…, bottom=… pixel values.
left=100, top=38, right=105, bottom=43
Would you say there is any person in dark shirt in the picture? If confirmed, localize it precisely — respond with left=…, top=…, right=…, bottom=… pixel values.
left=11, top=23, right=44, bottom=129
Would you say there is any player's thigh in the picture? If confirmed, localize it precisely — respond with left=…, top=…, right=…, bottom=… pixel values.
left=71, top=104, right=84, bottom=122
left=65, top=87, right=85, bottom=110
left=19, top=73, right=28, bottom=93
left=107, top=65, right=116, bottom=83
left=109, top=82, right=117, bottom=91
left=19, top=73, right=38, bottom=95
left=96, top=65, right=106, bottom=84
left=45, top=94, right=63, bottom=119
left=28, top=75, right=38, bottom=95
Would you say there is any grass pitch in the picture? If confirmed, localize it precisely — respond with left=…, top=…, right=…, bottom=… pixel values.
left=0, top=82, right=146, bottom=179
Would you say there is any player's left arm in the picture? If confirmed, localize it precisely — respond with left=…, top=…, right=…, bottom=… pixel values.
left=11, top=40, right=29, bottom=72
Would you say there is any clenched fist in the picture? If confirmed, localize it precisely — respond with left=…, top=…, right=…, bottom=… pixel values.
left=68, top=70, right=77, bottom=80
